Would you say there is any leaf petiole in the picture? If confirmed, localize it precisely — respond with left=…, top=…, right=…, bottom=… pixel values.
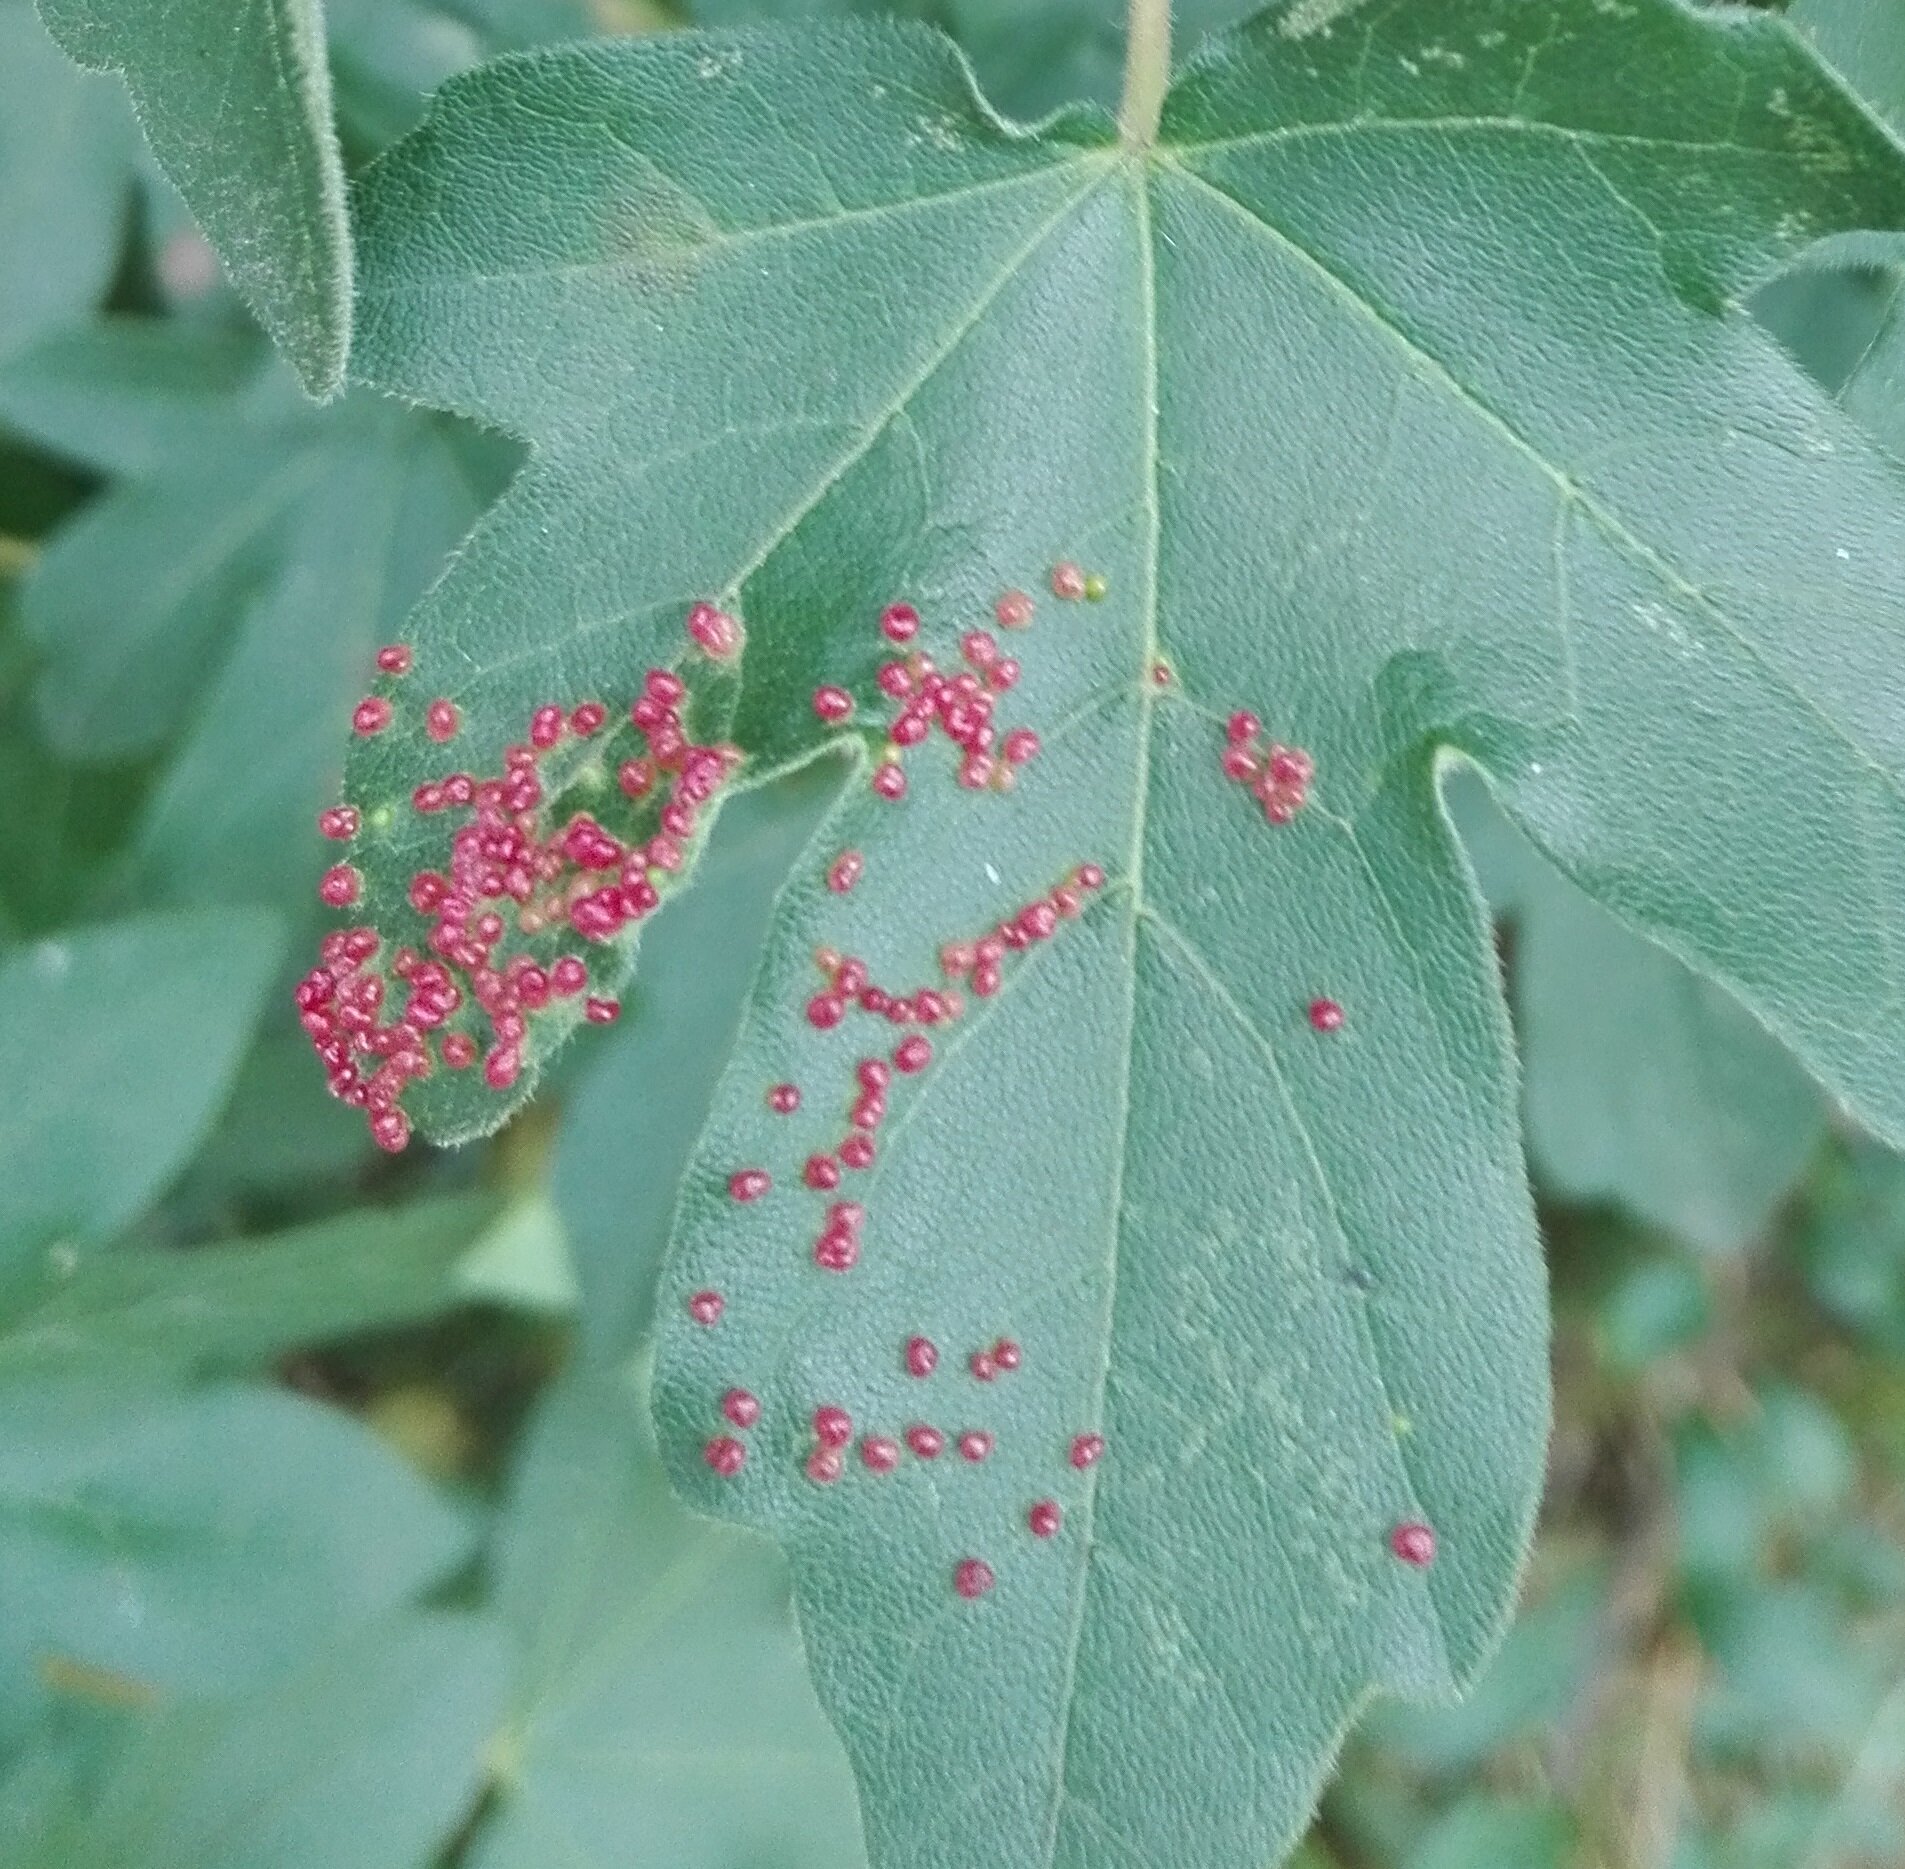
left=1119, top=0, right=1171, bottom=150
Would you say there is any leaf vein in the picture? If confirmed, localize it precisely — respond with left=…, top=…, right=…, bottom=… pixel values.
left=1164, top=159, right=1905, bottom=804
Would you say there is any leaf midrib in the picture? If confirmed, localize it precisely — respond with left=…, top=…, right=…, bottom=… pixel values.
left=1037, top=153, right=1159, bottom=1868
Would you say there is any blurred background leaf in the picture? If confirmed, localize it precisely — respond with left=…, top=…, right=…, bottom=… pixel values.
left=0, top=911, right=282, bottom=1271
left=554, top=768, right=839, bottom=1360
left=468, top=1361, right=865, bottom=1868
left=0, top=1193, right=505, bottom=1380
left=0, top=2, right=132, bottom=367
left=0, top=1378, right=476, bottom=1748
left=1456, top=779, right=1828, bottom=1254
left=10, top=1609, right=506, bottom=1869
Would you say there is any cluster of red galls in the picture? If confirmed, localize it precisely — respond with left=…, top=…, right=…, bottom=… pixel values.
left=940, top=861, right=1105, bottom=999
left=719, top=859, right=1109, bottom=1273
left=700, top=1336, right=1098, bottom=1600
left=855, top=597, right=1041, bottom=798
left=302, top=612, right=743, bottom=1150
left=813, top=562, right=1098, bottom=804
left=1220, top=709, right=1315, bottom=823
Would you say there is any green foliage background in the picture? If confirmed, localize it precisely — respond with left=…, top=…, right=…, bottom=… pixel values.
left=6, top=0, right=1905, bottom=1865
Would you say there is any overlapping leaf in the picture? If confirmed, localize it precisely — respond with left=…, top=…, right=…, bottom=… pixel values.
left=468, top=1363, right=864, bottom=1869
left=35, top=0, right=353, bottom=396
left=0, top=323, right=516, bottom=918
left=326, top=4, right=1905, bottom=1863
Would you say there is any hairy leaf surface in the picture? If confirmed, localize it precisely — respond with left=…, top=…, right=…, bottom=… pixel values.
left=330, top=6, right=1905, bottom=1862
left=35, top=0, right=352, bottom=395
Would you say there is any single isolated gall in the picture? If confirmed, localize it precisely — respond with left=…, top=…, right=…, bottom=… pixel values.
left=954, top=1557, right=996, bottom=1599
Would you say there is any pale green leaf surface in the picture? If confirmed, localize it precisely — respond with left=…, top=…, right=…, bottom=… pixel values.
left=555, top=769, right=843, bottom=1359
left=6, top=331, right=513, bottom=909
left=121, top=406, right=514, bottom=914
left=35, top=0, right=353, bottom=396
left=1834, top=269, right=1905, bottom=458
left=1797, top=1140, right=1905, bottom=1350
left=0, top=1379, right=475, bottom=1750
left=1455, top=783, right=1825, bottom=1253
left=12, top=1610, right=506, bottom=1869
left=452, top=1191, right=580, bottom=1313
left=23, top=429, right=321, bottom=760
left=0, top=321, right=270, bottom=479
left=1791, top=0, right=1905, bottom=142
left=0, top=910, right=283, bottom=1266
left=0, top=0, right=132, bottom=363
left=0, top=1193, right=502, bottom=1379
left=332, top=7, right=1905, bottom=1863
left=469, top=1362, right=865, bottom=1869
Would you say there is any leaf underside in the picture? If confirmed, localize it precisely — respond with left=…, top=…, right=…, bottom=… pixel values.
left=35, top=0, right=352, bottom=396
left=325, top=4, right=1905, bottom=1863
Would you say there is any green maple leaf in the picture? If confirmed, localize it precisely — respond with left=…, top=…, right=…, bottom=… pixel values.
left=34, top=0, right=352, bottom=396
left=326, top=3, right=1905, bottom=1860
